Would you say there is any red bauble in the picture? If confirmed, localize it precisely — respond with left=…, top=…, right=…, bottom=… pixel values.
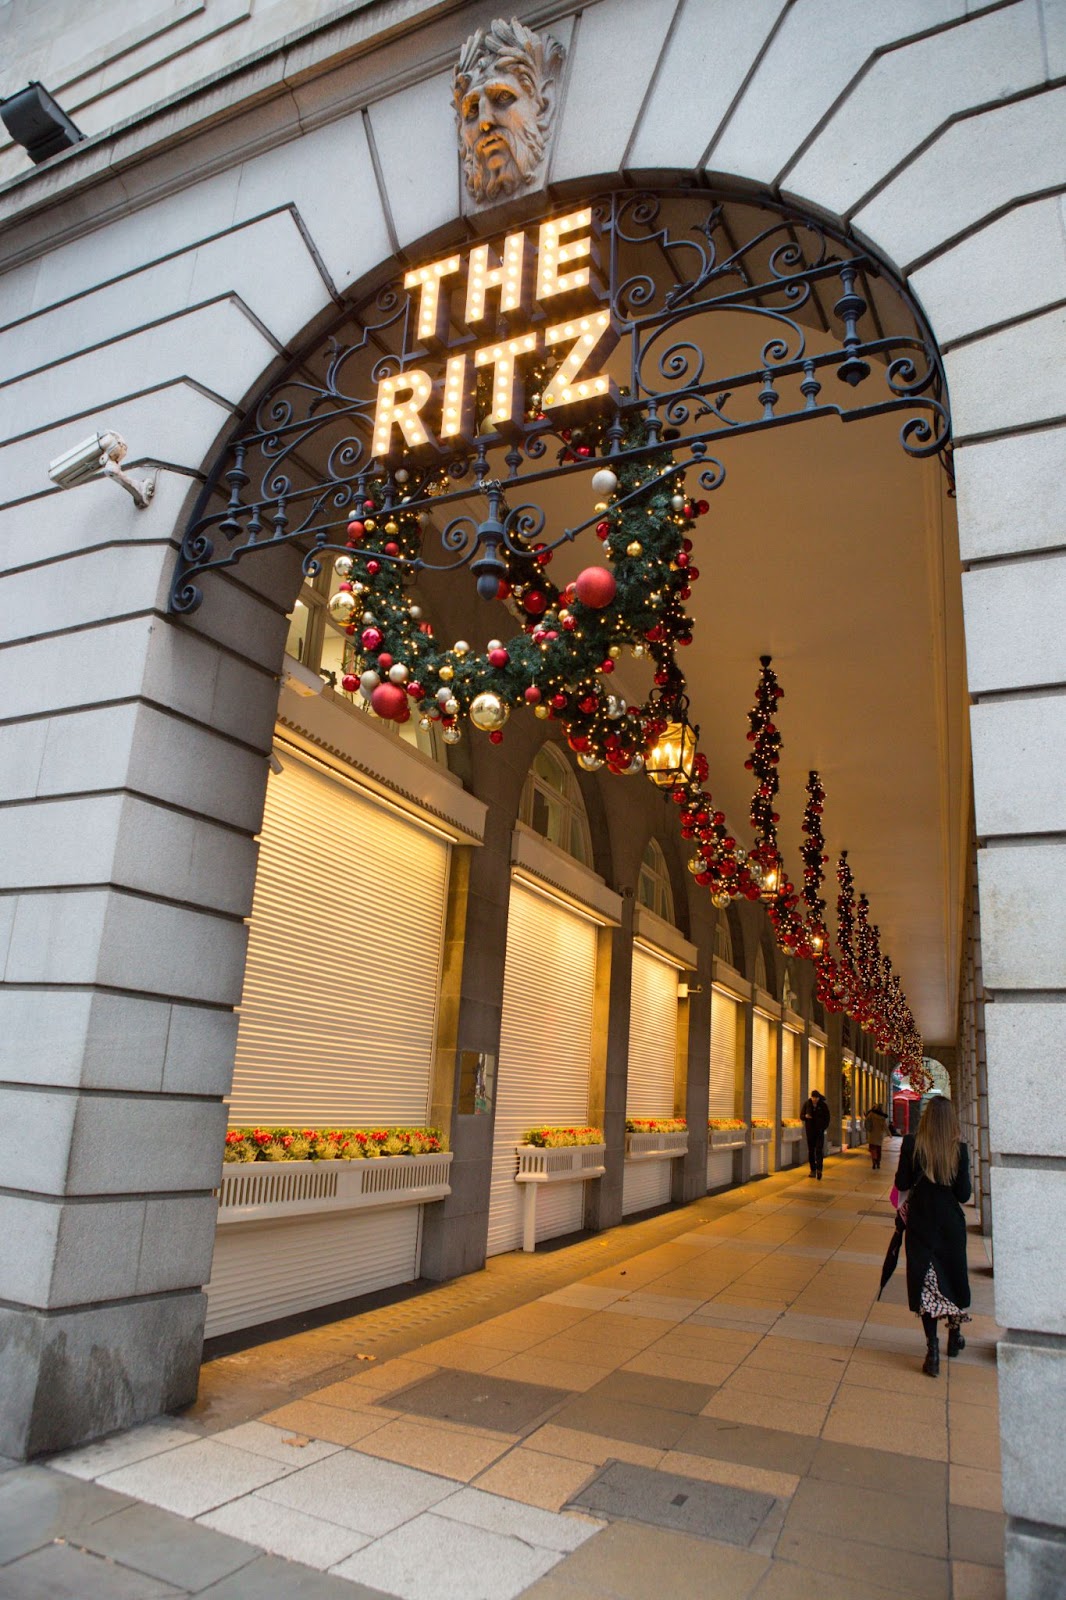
left=366, top=559, right=381, bottom=576
left=696, top=500, right=709, bottom=515
left=338, top=580, right=353, bottom=593
left=488, top=648, right=510, bottom=668
left=497, top=580, right=511, bottom=599
left=688, top=566, right=700, bottom=580
left=562, top=615, right=576, bottom=631
left=578, top=695, right=598, bottom=714
left=377, top=653, right=393, bottom=672
left=600, top=659, right=615, bottom=674
left=524, top=686, right=542, bottom=704
left=523, top=590, right=547, bottom=615
left=361, top=627, right=382, bottom=650
left=407, top=682, right=422, bottom=698
left=345, top=623, right=356, bottom=636
left=489, top=730, right=504, bottom=745
left=370, top=682, right=408, bottom=720
left=595, top=520, right=610, bottom=540
left=550, top=692, right=568, bottom=711
left=575, top=566, right=617, bottom=609
left=384, top=541, right=399, bottom=556
left=346, top=521, right=365, bottom=541
left=677, top=552, right=689, bottom=568
left=364, top=498, right=375, bottom=510
left=341, top=673, right=359, bottom=692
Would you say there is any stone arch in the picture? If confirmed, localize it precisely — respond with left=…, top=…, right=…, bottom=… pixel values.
left=2, top=33, right=1059, bottom=1577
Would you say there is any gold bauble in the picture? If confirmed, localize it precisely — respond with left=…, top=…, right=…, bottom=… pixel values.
left=364, top=518, right=376, bottom=532
left=439, top=664, right=454, bottom=681
left=384, top=519, right=398, bottom=535
left=533, top=704, right=550, bottom=719
left=608, top=645, right=621, bottom=659
left=626, top=541, right=643, bottom=557
left=469, top=691, right=510, bottom=733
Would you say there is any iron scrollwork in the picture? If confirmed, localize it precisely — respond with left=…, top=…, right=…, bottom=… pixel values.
left=170, top=189, right=951, bottom=615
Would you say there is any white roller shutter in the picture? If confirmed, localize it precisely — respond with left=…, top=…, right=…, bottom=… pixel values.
left=487, top=882, right=597, bottom=1254
left=622, top=947, right=679, bottom=1216
left=752, top=1014, right=772, bottom=1119
left=626, top=947, right=678, bottom=1118
left=782, top=1027, right=801, bottom=1118
left=809, top=1041, right=825, bottom=1095
left=205, top=1208, right=420, bottom=1338
left=709, top=991, right=739, bottom=1118
left=228, top=752, right=449, bottom=1125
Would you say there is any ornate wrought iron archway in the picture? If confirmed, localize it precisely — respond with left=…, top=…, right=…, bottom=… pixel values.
left=171, top=186, right=950, bottom=616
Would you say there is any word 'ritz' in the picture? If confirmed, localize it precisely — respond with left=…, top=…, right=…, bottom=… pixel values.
left=373, top=209, right=618, bottom=458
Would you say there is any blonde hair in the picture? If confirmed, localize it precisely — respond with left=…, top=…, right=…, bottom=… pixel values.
left=914, top=1096, right=960, bottom=1186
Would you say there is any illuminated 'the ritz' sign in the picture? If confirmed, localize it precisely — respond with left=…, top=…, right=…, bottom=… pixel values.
left=372, top=207, right=618, bottom=460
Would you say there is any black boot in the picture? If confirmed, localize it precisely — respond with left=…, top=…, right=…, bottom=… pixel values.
left=922, top=1314, right=940, bottom=1377
left=947, top=1324, right=966, bottom=1357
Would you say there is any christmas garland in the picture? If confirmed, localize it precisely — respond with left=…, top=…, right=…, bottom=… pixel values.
left=328, top=433, right=707, bottom=774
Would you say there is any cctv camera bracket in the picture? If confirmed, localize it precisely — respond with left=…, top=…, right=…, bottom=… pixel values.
left=98, top=433, right=155, bottom=509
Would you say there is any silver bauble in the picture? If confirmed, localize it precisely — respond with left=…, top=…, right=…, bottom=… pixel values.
left=469, top=691, right=509, bottom=733
left=436, top=686, right=453, bottom=705
left=442, top=725, right=461, bottom=745
left=328, top=591, right=358, bottom=621
left=620, top=754, right=645, bottom=775
left=388, top=663, right=409, bottom=684
left=591, top=467, right=618, bottom=496
left=605, top=695, right=628, bottom=720
left=577, top=752, right=604, bottom=772
left=671, top=494, right=685, bottom=512
left=444, top=696, right=460, bottom=717
left=687, top=855, right=707, bottom=875
left=409, top=605, right=422, bottom=620
left=487, top=638, right=503, bottom=653
left=394, top=467, right=409, bottom=484
left=361, top=611, right=377, bottom=627
left=333, top=555, right=354, bottom=577
left=453, top=640, right=470, bottom=656
left=359, top=670, right=381, bottom=694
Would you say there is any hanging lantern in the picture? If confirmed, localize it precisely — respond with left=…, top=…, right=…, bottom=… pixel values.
left=646, top=703, right=699, bottom=789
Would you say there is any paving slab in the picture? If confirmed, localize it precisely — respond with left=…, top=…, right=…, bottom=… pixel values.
left=540, top=1519, right=770, bottom=1600
left=568, top=1459, right=776, bottom=1548
left=0, top=1467, right=136, bottom=1564
left=48, top=1424, right=199, bottom=1483
left=255, top=1450, right=456, bottom=1537
left=0, top=1541, right=185, bottom=1599
left=579, top=1370, right=717, bottom=1415
left=546, top=1394, right=691, bottom=1453
left=196, top=1552, right=380, bottom=1598
left=197, top=1492, right=371, bottom=1570
left=330, top=1510, right=563, bottom=1600
left=380, top=1369, right=572, bottom=1435
left=432, top=1484, right=603, bottom=1551
left=97, top=1440, right=298, bottom=1520
left=672, top=1415, right=819, bottom=1476
left=74, top=1499, right=259, bottom=1591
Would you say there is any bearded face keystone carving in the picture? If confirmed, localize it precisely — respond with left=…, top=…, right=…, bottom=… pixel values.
left=453, top=17, right=565, bottom=205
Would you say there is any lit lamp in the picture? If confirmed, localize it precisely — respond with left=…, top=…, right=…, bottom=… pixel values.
left=646, top=705, right=699, bottom=789
left=759, top=859, right=781, bottom=901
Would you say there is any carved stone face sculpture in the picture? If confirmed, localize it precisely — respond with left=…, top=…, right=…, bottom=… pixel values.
left=454, top=17, right=565, bottom=204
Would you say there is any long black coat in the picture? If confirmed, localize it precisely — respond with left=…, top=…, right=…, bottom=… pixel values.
left=894, top=1134, right=972, bottom=1313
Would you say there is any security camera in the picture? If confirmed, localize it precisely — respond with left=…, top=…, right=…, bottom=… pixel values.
left=48, top=430, right=154, bottom=508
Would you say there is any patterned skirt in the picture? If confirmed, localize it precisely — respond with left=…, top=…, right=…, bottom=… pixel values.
left=920, top=1263, right=971, bottom=1324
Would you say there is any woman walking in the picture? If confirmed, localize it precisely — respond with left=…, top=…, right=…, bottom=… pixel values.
left=894, top=1097, right=971, bottom=1376
left=865, top=1104, right=888, bottom=1170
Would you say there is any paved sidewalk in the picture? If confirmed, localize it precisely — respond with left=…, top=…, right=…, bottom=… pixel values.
left=0, top=1146, right=1003, bottom=1599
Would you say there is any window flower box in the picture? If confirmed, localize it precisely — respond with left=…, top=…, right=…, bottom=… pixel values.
left=780, top=1120, right=805, bottom=1142
left=216, top=1152, right=453, bottom=1227
left=514, top=1140, right=606, bottom=1252
left=708, top=1120, right=748, bottom=1151
left=751, top=1120, right=773, bottom=1144
left=625, top=1126, right=690, bottom=1162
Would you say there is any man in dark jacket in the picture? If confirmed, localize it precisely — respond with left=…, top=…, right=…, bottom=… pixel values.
left=801, top=1089, right=831, bottom=1179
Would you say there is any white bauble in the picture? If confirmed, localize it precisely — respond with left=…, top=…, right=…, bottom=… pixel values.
left=591, top=467, right=618, bottom=496
left=359, top=670, right=381, bottom=694
left=388, top=663, right=409, bottom=684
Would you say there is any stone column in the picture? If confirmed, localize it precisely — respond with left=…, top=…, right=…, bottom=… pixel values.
left=0, top=476, right=297, bottom=1456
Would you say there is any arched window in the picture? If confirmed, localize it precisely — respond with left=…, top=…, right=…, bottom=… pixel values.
left=637, top=839, right=674, bottom=923
left=754, top=944, right=768, bottom=992
left=519, top=745, right=593, bottom=867
left=713, top=914, right=733, bottom=966
left=782, top=962, right=798, bottom=1012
